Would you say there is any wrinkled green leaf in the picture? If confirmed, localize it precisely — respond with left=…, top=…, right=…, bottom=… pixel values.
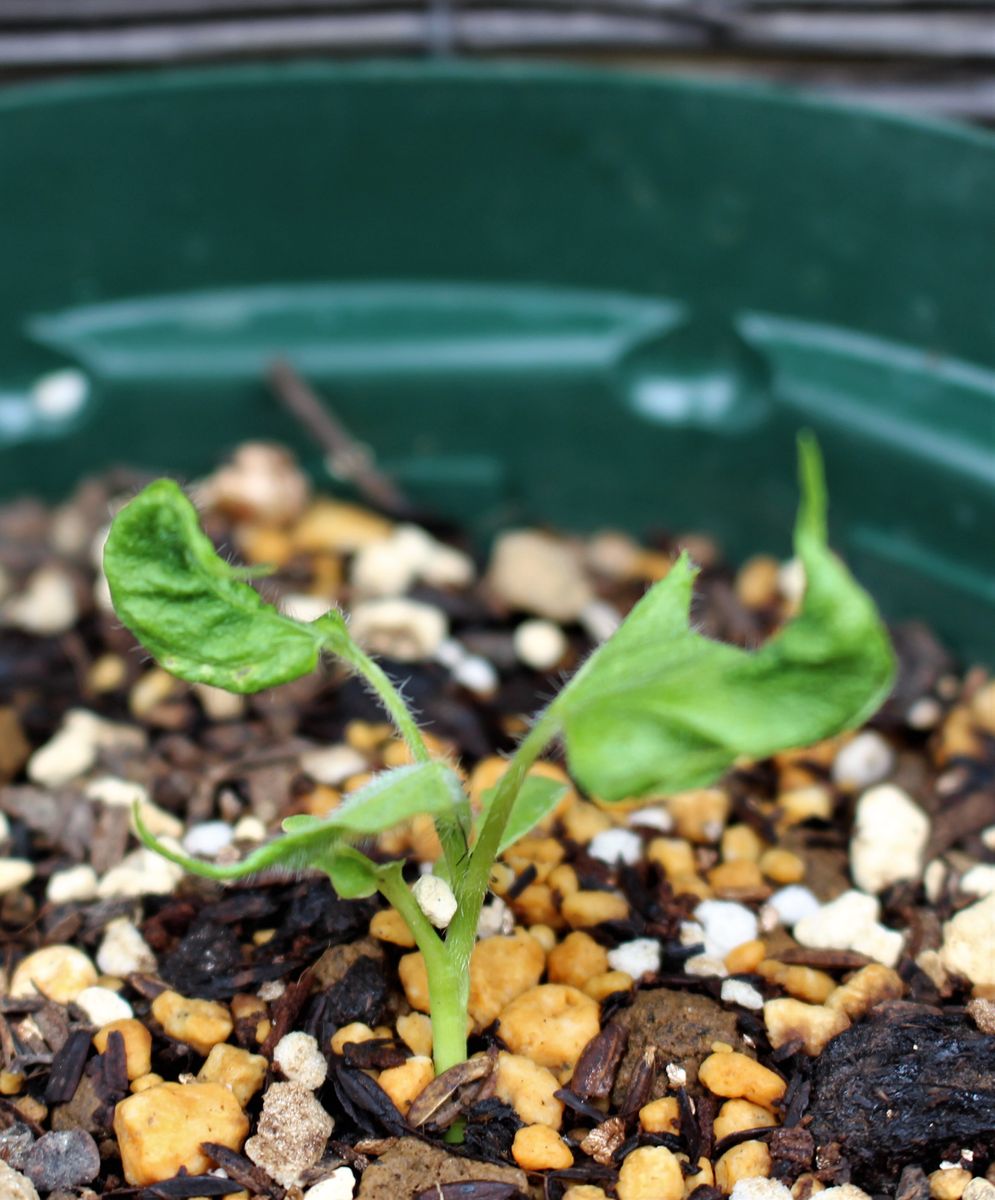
left=554, top=435, right=895, bottom=801
left=103, top=479, right=342, bottom=693
left=478, top=775, right=568, bottom=855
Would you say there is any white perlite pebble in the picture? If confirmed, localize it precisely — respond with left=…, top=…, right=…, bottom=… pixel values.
left=513, top=619, right=567, bottom=671
left=721, top=978, right=766, bottom=1011
left=477, top=897, right=514, bottom=939
left=281, top=594, right=333, bottom=624
left=0, top=860, right=34, bottom=895
left=695, top=899, right=758, bottom=959
left=27, top=712, right=99, bottom=788
left=487, top=530, right=593, bottom=622
left=452, top=654, right=498, bottom=696
left=3, top=565, right=78, bottom=637
left=273, top=1032, right=328, bottom=1089
left=349, top=598, right=448, bottom=661
left=940, top=890, right=995, bottom=986
left=97, top=846, right=184, bottom=899
left=960, top=863, right=995, bottom=897
left=963, top=1180, right=995, bottom=1200
left=627, top=806, right=673, bottom=833
left=75, top=986, right=133, bottom=1025
left=300, top=744, right=368, bottom=787
left=850, top=784, right=930, bottom=894
left=412, top=874, right=458, bottom=929
left=96, top=917, right=157, bottom=977
left=194, top=683, right=246, bottom=722
left=608, top=938, right=661, bottom=979
left=820, top=1187, right=872, bottom=1200
left=731, top=1177, right=793, bottom=1200
left=0, top=1158, right=39, bottom=1200
left=665, top=1063, right=687, bottom=1087
left=46, top=864, right=99, bottom=905
left=831, top=731, right=895, bottom=791
left=85, top=776, right=149, bottom=808
left=777, top=557, right=806, bottom=604
left=588, top=828, right=643, bottom=867
left=765, top=885, right=821, bottom=928
left=234, top=815, right=267, bottom=842
left=304, top=1167, right=356, bottom=1200
left=684, top=954, right=728, bottom=979
left=351, top=525, right=473, bottom=598
left=579, top=599, right=622, bottom=643
left=794, top=890, right=904, bottom=968
left=923, top=860, right=948, bottom=904
left=182, top=821, right=235, bottom=859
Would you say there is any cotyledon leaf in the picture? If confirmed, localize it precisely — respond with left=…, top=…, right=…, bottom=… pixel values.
left=553, top=435, right=896, bottom=801
left=103, top=479, right=348, bottom=693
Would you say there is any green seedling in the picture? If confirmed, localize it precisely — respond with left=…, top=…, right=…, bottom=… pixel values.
left=104, top=435, right=894, bottom=1080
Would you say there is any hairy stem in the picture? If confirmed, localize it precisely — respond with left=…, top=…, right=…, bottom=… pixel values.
left=376, top=866, right=467, bottom=1073
left=445, top=707, right=561, bottom=965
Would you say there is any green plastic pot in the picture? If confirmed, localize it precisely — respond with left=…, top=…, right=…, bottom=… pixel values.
left=0, top=63, right=992, bottom=661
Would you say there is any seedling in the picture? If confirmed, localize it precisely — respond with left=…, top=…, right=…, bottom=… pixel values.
left=104, top=436, right=894, bottom=1078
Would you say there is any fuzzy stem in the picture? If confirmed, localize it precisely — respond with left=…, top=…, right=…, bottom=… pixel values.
left=444, top=707, right=561, bottom=964
left=376, top=867, right=467, bottom=1074
left=336, top=641, right=431, bottom=763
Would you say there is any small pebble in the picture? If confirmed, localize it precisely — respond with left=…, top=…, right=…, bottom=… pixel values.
left=959, top=863, right=995, bottom=897
left=245, top=1082, right=334, bottom=1188
left=831, top=731, right=894, bottom=790
left=182, top=821, right=235, bottom=858
left=588, top=828, right=643, bottom=867
left=349, top=598, right=448, bottom=661
left=477, top=896, right=514, bottom=939
left=202, top=442, right=310, bottom=525
left=511, top=1124, right=573, bottom=1171
left=777, top=557, right=806, bottom=604
left=764, top=885, right=821, bottom=928
left=281, top=594, right=331, bottom=623
left=794, top=890, right=904, bottom=968
left=193, top=683, right=247, bottom=721
left=0, top=860, right=34, bottom=895
left=27, top=712, right=99, bottom=788
left=627, top=806, right=673, bottom=833
left=85, top=775, right=147, bottom=808
left=487, top=530, right=593, bottom=622
left=721, top=979, right=765, bottom=1011
left=198, top=1043, right=268, bottom=1107
left=300, top=744, right=368, bottom=787
left=850, top=784, right=930, bottom=893
left=579, top=599, right=622, bottom=643
left=23, top=1130, right=100, bottom=1192
left=46, top=864, right=99, bottom=905
left=10, top=945, right=97, bottom=1004
left=699, top=1050, right=786, bottom=1108
left=607, top=938, right=661, bottom=979
left=304, top=1167, right=356, bottom=1200
left=151, top=990, right=233, bottom=1056
left=616, top=1145, right=683, bottom=1200
left=513, top=619, right=567, bottom=671
left=731, top=1180, right=792, bottom=1200
left=377, top=1055, right=434, bottom=1115
left=412, top=874, right=458, bottom=929
left=273, top=1032, right=328, bottom=1090
left=75, top=986, right=133, bottom=1026
left=97, top=846, right=184, bottom=898
left=695, top=899, right=759, bottom=959
left=963, top=1181, right=995, bottom=1200
left=940, top=890, right=995, bottom=986
left=94, top=1019, right=153, bottom=1080
left=453, top=654, right=499, bottom=695
left=0, top=1160, right=38, bottom=1200
left=115, top=1081, right=249, bottom=1185
left=96, top=918, right=157, bottom=977
left=3, top=566, right=78, bottom=637
left=233, top=814, right=267, bottom=842
left=685, top=954, right=729, bottom=978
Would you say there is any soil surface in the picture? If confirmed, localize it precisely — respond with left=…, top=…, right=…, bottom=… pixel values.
left=0, top=441, right=992, bottom=1200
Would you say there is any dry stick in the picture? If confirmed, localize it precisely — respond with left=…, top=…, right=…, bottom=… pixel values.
left=266, top=358, right=413, bottom=518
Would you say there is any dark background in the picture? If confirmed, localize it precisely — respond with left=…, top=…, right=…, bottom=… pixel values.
left=1, top=2, right=993, bottom=128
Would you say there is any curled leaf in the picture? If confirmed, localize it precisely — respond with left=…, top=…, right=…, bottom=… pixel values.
left=554, top=435, right=895, bottom=800
left=103, top=479, right=336, bottom=693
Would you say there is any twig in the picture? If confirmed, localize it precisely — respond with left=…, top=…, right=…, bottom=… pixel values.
left=267, top=359, right=412, bottom=518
